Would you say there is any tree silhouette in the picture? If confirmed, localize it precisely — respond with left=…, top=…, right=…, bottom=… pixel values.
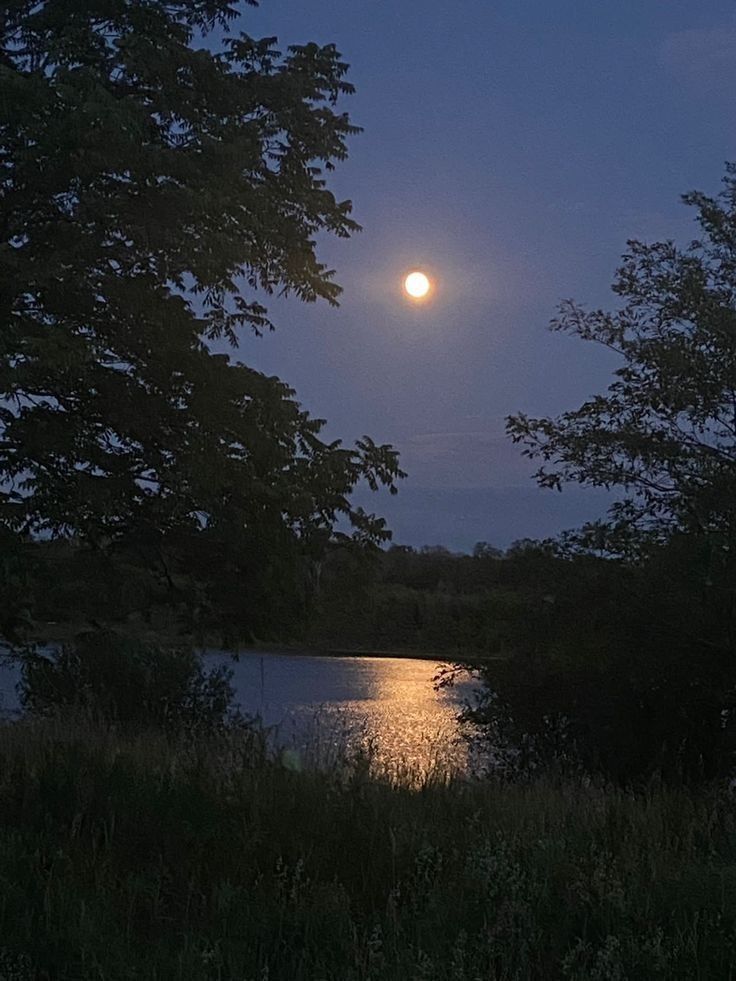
left=0, top=1, right=403, bottom=639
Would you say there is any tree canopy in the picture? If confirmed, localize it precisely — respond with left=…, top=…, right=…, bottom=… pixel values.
left=0, top=0, right=403, bottom=640
left=508, top=165, right=736, bottom=556
left=479, top=167, right=736, bottom=782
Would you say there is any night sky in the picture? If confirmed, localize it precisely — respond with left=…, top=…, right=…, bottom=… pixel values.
left=231, top=1, right=736, bottom=551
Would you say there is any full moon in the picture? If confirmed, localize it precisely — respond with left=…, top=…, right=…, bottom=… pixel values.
left=404, top=271, right=431, bottom=299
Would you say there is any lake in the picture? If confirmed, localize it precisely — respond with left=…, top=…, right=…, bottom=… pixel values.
left=0, top=650, right=481, bottom=778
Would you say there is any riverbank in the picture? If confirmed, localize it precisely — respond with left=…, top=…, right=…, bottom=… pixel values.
left=209, top=640, right=504, bottom=667
left=1, top=717, right=735, bottom=980
left=15, top=626, right=497, bottom=664
left=228, top=643, right=491, bottom=663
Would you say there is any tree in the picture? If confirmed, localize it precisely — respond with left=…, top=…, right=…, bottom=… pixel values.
left=472, top=541, right=503, bottom=560
left=508, top=165, right=736, bottom=555
left=0, top=1, right=403, bottom=640
left=471, top=167, right=736, bottom=783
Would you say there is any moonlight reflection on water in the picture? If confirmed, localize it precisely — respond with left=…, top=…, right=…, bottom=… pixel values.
left=211, top=651, right=479, bottom=779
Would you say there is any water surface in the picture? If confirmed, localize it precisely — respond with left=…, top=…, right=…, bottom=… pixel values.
left=212, top=650, right=476, bottom=774
left=1, top=649, right=478, bottom=776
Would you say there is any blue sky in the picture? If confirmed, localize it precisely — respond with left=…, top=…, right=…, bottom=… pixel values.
left=227, top=0, right=736, bottom=550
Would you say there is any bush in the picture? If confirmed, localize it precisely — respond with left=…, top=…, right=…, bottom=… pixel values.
left=17, top=631, right=238, bottom=733
left=466, top=540, right=736, bottom=785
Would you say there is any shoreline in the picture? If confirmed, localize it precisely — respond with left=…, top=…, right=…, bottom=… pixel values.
left=211, top=644, right=500, bottom=666
left=5, top=632, right=499, bottom=667
left=199, top=643, right=452, bottom=663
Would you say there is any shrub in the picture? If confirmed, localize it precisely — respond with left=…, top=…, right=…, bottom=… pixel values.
left=17, top=631, right=238, bottom=733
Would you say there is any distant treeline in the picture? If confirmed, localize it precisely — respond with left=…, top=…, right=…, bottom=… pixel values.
left=310, top=539, right=567, bottom=656
left=2, top=533, right=579, bottom=654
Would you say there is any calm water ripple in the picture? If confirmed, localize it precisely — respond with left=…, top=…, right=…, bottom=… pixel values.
left=211, top=651, right=479, bottom=776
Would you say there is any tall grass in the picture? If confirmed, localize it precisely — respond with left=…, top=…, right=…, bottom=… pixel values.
left=1, top=718, right=736, bottom=979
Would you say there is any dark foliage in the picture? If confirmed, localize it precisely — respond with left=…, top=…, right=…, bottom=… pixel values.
left=481, top=167, right=736, bottom=784
left=508, top=165, right=736, bottom=551
left=0, top=0, right=404, bottom=643
left=19, top=630, right=238, bottom=732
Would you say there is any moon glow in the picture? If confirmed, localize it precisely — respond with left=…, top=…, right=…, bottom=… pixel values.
left=404, top=271, right=431, bottom=299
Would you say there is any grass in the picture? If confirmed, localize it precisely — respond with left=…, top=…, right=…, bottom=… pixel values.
left=1, top=719, right=736, bottom=979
